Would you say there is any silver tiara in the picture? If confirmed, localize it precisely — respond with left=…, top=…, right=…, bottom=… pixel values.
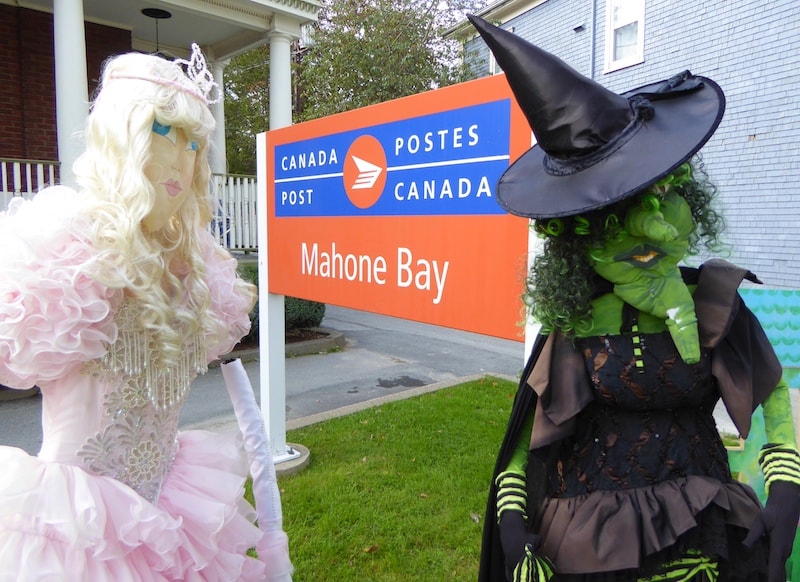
left=109, top=43, right=221, bottom=105
left=174, top=43, right=221, bottom=104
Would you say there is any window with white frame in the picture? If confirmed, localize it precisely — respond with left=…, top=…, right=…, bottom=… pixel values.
left=605, top=0, right=645, bottom=72
left=488, top=25, right=516, bottom=76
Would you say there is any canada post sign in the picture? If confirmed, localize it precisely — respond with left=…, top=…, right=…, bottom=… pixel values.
left=264, top=75, right=531, bottom=340
left=274, top=100, right=509, bottom=217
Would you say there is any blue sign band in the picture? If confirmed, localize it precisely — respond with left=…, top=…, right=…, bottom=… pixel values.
left=274, top=100, right=512, bottom=217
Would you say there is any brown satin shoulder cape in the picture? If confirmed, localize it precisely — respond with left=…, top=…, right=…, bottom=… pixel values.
left=477, top=259, right=782, bottom=582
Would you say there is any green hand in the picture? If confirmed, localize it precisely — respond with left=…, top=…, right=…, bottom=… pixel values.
left=613, top=272, right=700, bottom=364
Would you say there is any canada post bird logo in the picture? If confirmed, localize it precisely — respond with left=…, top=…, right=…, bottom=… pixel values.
left=350, top=156, right=382, bottom=189
left=343, top=135, right=387, bottom=209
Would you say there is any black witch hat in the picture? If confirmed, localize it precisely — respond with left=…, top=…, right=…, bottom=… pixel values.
left=468, top=15, right=725, bottom=219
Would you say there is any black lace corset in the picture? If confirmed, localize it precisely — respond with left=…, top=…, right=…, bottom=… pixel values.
left=544, top=331, right=732, bottom=497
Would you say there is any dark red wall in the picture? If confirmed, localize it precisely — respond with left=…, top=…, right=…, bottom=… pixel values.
left=0, top=5, right=25, bottom=160
left=0, top=5, right=130, bottom=162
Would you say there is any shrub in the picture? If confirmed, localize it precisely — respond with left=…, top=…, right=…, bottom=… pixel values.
left=237, top=263, right=259, bottom=345
left=285, top=296, right=326, bottom=330
left=235, top=263, right=325, bottom=342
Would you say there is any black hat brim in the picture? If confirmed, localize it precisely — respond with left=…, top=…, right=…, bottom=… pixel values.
left=496, top=75, right=725, bottom=219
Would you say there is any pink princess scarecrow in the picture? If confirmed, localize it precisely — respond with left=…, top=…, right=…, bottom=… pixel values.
left=0, top=45, right=291, bottom=581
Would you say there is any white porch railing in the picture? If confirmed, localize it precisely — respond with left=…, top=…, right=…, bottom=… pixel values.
left=210, top=173, right=258, bottom=252
left=0, top=160, right=258, bottom=253
left=0, top=158, right=59, bottom=208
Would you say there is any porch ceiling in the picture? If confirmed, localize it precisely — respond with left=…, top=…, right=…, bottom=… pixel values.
left=14, top=0, right=319, bottom=60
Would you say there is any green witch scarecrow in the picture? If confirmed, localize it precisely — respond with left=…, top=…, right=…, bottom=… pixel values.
left=468, top=15, right=800, bottom=582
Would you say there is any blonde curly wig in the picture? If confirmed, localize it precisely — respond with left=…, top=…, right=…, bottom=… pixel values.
left=73, top=51, right=255, bottom=365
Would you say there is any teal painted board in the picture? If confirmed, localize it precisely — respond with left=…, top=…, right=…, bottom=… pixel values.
left=740, top=288, right=800, bottom=387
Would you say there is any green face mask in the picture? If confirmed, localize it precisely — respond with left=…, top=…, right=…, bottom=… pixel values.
left=590, top=190, right=700, bottom=364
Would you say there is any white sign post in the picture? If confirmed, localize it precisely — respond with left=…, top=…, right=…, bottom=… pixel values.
left=256, top=133, right=298, bottom=463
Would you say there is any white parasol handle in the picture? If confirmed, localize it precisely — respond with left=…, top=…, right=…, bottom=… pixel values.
left=221, top=358, right=293, bottom=582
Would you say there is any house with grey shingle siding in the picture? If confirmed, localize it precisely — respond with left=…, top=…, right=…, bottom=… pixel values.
left=453, top=0, right=800, bottom=290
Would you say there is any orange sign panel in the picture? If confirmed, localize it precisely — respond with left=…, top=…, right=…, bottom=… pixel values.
left=265, top=75, right=531, bottom=341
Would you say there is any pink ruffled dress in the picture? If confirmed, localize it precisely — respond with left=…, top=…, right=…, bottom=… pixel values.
left=0, top=188, right=288, bottom=581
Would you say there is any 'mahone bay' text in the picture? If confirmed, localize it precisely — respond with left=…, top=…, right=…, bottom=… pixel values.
left=301, top=242, right=449, bottom=304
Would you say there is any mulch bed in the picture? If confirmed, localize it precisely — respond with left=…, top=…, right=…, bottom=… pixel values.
left=235, top=328, right=329, bottom=351
left=285, top=328, right=329, bottom=343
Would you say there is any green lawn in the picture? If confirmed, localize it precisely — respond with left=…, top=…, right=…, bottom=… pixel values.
left=278, top=376, right=518, bottom=581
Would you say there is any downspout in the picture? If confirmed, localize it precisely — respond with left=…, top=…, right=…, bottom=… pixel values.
left=590, top=0, right=598, bottom=79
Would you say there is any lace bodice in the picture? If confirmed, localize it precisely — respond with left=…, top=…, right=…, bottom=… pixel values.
left=78, top=300, right=208, bottom=502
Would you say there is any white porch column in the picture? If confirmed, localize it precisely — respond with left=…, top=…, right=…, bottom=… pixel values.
left=209, top=60, right=228, bottom=174
left=53, top=0, right=89, bottom=188
left=268, top=20, right=295, bottom=130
